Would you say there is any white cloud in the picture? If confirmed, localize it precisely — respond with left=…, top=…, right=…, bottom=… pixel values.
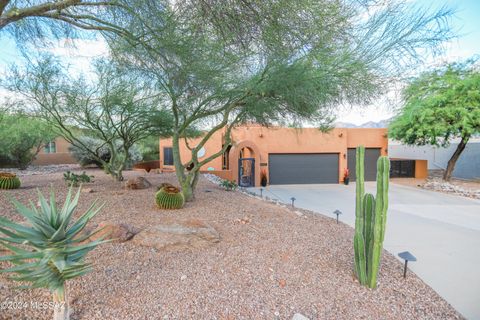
left=39, top=38, right=110, bottom=76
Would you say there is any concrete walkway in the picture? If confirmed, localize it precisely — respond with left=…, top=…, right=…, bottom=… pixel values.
left=248, top=182, right=480, bottom=320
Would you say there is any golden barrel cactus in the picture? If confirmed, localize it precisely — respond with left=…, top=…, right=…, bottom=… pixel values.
left=155, top=185, right=185, bottom=209
left=0, top=172, right=21, bottom=190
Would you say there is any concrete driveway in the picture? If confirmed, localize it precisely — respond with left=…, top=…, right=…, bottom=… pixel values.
left=248, top=182, right=480, bottom=320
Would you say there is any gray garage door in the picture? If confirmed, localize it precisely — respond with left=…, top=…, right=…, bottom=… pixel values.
left=347, top=148, right=381, bottom=181
left=268, top=153, right=339, bottom=185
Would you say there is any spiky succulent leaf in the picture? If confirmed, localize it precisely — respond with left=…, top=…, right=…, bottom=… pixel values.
left=0, top=186, right=105, bottom=292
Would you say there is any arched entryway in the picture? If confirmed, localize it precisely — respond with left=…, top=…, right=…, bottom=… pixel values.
left=229, top=140, right=261, bottom=187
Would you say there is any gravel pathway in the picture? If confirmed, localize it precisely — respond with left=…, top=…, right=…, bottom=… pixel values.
left=0, top=169, right=463, bottom=319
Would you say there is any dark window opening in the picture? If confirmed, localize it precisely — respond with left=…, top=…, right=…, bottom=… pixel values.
left=222, top=145, right=231, bottom=170
left=390, top=160, right=415, bottom=178
left=164, top=147, right=174, bottom=165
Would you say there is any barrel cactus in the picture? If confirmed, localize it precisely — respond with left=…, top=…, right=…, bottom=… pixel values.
left=0, top=172, right=21, bottom=189
left=353, top=146, right=390, bottom=288
left=155, top=185, right=185, bottom=209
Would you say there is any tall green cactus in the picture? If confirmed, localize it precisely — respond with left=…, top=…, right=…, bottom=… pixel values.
left=353, top=146, right=390, bottom=288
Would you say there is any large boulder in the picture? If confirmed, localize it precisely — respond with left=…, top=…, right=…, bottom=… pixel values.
left=132, top=219, right=220, bottom=251
left=125, top=177, right=151, bottom=190
left=88, top=221, right=139, bottom=243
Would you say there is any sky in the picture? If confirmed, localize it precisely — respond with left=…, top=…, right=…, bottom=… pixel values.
left=0, top=0, right=479, bottom=125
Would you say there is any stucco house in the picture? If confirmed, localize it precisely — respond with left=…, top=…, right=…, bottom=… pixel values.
left=32, top=137, right=77, bottom=166
left=159, top=125, right=412, bottom=187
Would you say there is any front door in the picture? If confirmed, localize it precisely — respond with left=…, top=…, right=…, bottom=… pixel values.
left=238, top=158, right=255, bottom=187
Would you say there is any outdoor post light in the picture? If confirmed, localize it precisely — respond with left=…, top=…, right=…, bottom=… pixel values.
left=333, top=210, right=342, bottom=224
left=290, top=197, right=296, bottom=207
left=260, top=188, right=263, bottom=198
left=398, top=251, right=417, bottom=279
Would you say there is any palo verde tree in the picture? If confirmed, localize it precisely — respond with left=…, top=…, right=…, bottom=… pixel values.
left=109, top=0, right=453, bottom=201
left=6, top=55, right=173, bottom=181
left=0, top=0, right=133, bottom=43
left=389, top=60, right=480, bottom=181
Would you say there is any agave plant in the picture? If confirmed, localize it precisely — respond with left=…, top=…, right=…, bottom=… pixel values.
left=0, top=187, right=106, bottom=320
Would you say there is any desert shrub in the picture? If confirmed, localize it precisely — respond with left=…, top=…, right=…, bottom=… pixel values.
left=137, top=136, right=160, bottom=161
left=69, top=137, right=142, bottom=169
left=63, top=171, right=94, bottom=187
left=0, top=112, right=55, bottom=169
left=220, top=179, right=237, bottom=191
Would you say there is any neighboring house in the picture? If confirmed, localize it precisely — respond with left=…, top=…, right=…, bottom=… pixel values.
left=159, top=125, right=396, bottom=187
left=389, top=138, right=480, bottom=180
left=32, top=137, right=77, bottom=166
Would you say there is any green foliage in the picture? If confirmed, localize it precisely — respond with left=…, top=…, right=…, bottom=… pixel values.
left=63, top=171, right=94, bottom=187
left=0, top=172, right=21, bottom=189
left=353, top=146, right=390, bottom=288
left=137, top=136, right=160, bottom=161
left=155, top=186, right=185, bottom=210
left=389, top=60, right=480, bottom=146
left=0, top=187, right=106, bottom=293
left=0, top=111, right=55, bottom=169
left=69, top=136, right=143, bottom=169
left=220, top=179, right=238, bottom=191
left=389, top=60, right=480, bottom=180
left=7, top=57, right=172, bottom=181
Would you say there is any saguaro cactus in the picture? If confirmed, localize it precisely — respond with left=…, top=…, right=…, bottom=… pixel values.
left=353, top=146, right=390, bottom=288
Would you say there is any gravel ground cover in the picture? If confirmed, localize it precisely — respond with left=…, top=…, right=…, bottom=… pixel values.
left=0, top=169, right=463, bottom=319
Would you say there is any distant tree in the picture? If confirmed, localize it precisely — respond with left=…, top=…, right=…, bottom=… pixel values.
left=69, top=136, right=142, bottom=168
left=7, top=56, right=173, bottom=180
left=111, top=0, right=454, bottom=201
left=389, top=60, right=480, bottom=181
left=0, top=110, right=55, bottom=169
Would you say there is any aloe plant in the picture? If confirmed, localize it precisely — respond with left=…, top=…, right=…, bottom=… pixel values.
left=0, top=187, right=106, bottom=320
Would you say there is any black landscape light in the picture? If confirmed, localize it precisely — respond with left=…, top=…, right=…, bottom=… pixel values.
left=290, top=197, right=296, bottom=207
left=398, top=251, right=417, bottom=279
left=260, top=188, right=263, bottom=198
left=333, top=209, right=342, bottom=224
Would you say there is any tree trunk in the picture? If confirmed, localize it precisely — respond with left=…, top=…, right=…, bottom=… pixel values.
left=53, top=285, right=70, bottom=320
left=443, top=135, right=469, bottom=181
left=181, top=178, right=194, bottom=202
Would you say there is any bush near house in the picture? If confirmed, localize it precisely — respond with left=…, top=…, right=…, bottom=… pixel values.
left=0, top=111, right=55, bottom=170
left=63, top=171, right=94, bottom=187
left=220, top=179, right=238, bottom=191
left=69, top=137, right=142, bottom=169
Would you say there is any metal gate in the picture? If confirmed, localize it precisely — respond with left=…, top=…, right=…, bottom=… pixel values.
left=238, top=158, right=255, bottom=187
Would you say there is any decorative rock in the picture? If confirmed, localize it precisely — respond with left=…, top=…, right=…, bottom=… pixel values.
left=125, top=177, right=152, bottom=190
left=292, top=313, right=310, bottom=320
left=82, top=188, right=95, bottom=193
left=132, top=219, right=220, bottom=251
left=89, top=221, right=139, bottom=243
left=422, top=178, right=479, bottom=199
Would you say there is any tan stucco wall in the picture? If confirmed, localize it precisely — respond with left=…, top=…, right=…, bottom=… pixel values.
left=32, top=137, right=77, bottom=165
left=415, top=160, right=428, bottom=179
left=159, top=125, right=388, bottom=186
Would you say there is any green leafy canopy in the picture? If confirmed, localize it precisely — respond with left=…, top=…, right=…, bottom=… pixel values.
left=389, top=59, right=480, bottom=146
